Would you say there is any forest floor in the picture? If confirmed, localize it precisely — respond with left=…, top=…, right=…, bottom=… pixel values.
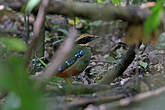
left=0, top=6, right=165, bottom=110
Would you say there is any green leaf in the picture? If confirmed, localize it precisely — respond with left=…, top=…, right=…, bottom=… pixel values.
left=111, top=0, right=121, bottom=5
left=57, top=28, right=69, bottom=35
left=97, top=0, right=103, bottom=3
left=144, top=73, right=151, bottom=77
left=25, top=0, right=41, bottom=14
left=89, top=20, right=102, bottom=26
left=133, top=0, right=138, bottom=4
left=144, top=1, right=163, bottom=36
left=0, top=56, right=45, bottom=110
left=52, top=77, right=63, bottom=82
left=68, top=17, right=80, bottom=25
left=84, top=20, right=89, bottom=25
left=126, top=0, right=129, bottom=5
left=140, top=61, right=148, bottom=69
left=0, top=37, right=27, bottom=51
left=105, top=56, right=116, bottom=61
left=37, top=57, right=47, bottom=67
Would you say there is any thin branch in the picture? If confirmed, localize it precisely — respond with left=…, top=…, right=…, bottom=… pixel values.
left=67, top=94, right=124, bottom=107
left=45, top=83, right=112, bottom=95
left=109, top=85, right=165, bottom=107
left=99, top=44, right=140, bottom=84
left=2, top=0, right=151, bottom=23
left=25, top=0, right=49, bottom=67
left=91, top=60, right=117, bottom=64
left=34, top=28, right=78, bottom=86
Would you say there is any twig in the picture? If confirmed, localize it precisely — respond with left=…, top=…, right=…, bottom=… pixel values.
left=45, top=83, right=112, bottom=95
left=24, top=15, right=29, bottom=43
left=111, top=85, right=165, bottom=107
left=34, top=28, right=78, bottom=86
left=67, top=94, right=124, bottom=107
left=99, top=44, right=140, bottom=84
left=2, top=0, right=151, bottom=23
left=91, top=60, right=116, bottom=64
left=25, top=0, right=49, bottom=67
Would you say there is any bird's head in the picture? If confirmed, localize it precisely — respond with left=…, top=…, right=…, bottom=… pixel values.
left=75, top=33, right=99, bottom=46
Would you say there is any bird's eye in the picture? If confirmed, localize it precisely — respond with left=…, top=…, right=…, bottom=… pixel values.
left=76, top=36, right=94, bottom=44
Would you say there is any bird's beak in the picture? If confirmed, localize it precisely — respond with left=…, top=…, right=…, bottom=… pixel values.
left=93, top=35, right=99, bottom=40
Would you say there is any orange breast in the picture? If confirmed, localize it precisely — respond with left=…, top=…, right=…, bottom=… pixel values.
left=57, top=67, right=82, bottom=78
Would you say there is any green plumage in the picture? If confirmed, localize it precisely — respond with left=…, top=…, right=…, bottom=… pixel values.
left=57, top=45, right=91, bottom=77
left=66, top=45, right=91, bottom=72
left=56, top=33, right=98, bottom=78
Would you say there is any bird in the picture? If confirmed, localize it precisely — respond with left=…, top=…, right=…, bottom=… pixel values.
left=55, top=34, right=98, bottom=81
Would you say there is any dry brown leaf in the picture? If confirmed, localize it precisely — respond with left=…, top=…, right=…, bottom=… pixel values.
left=123, top=24, right=162, bottom=45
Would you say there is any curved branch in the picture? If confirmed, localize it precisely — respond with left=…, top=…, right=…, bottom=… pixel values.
left=99, top=44, right=138, bottom=84
left=2, top=0, right=150, bottom=23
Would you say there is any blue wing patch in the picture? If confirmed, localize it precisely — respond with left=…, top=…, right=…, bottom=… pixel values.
left=58, top=50, right=84, bottom=72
